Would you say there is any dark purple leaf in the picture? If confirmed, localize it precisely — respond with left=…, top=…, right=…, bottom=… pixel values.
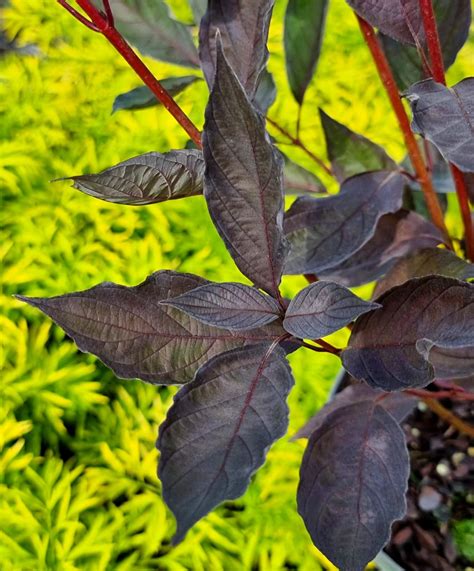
left=103, top=0, right=199, bottom=68
left=293, top=383, right=416, bottom=439
left=379, top=0, right=471, bottom=91
left=284, top=0, right=329, bottom=105
left=112, top=76, right=200, bottom=113
left=162, top=282, right=281, bottom=331
left=318, top=210, right=444, bottom=287
left=199, top=0, right=274, bottom=99
left=346, top=0, right=423, bottom=44
left=342, top=276, right=474, bottom=390
left=406, top=78, right=474, bottom=173
left=374, top=247, right=474, bottom=298
left=320, top=109, right=397, bottom=182
left=283, top=281, right=379, bottom=339
left=17, top=271, right=285, bottom=385
left=203, top=42, right=286, bottom=298
left=297, top=400, right=409, bottom=571
left=63, top=150, right=204, bottom=206
left=284, top=171, right=407, bottom=275
left=158, top=343, right=294, bottom=542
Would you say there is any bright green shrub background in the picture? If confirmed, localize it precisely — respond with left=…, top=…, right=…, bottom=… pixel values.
left=1, top=1, right=472, bottom=569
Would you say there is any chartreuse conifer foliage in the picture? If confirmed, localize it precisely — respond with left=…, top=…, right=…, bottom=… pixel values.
left=16, top=0, right=474, bottom=569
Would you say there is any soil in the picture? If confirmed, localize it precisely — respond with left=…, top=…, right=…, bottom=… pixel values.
left=385, top=399, right=474, bottom=571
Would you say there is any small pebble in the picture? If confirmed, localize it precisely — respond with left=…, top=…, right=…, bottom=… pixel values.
left=452, top=452, right=465, bottom=466
left=411, top=427, right=421, bottom=437
left=418, top=486, right=442, bottom=511
left=417, top=402, right=428, bottom=412
left=436, top=462, right=450, bottom=477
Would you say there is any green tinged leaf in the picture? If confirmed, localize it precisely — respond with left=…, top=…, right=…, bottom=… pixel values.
left=343, top=276, right=474, bottom=390
left=284, top=0, right=329, bottom=105
left=319, top=109, right=397, bottom=181
left=17, top=271, right=285, bottom=385
left=112, top=76, right=200, bottom=113
left=282, top=153, right=326, bottom=195
left=63, top=150, right=204, bottom=205
left=254, top=68, right=277, bottom=115
left=103, top=0, right=199, bottom=68
left=380, top=0, right=472, bottom=91
left=188, top=0, right=206, bottom=23
left=203, top=41, right=287, bottom=298
left=158, top=343, right=294, bottom=543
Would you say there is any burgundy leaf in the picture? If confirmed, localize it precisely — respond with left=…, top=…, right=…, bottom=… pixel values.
left=374, top=247, right=474, bottom=298
left=342, top=276, right=474, bottom=390
left=406, top=78, right=474, bottom=173
left=203, top=41, right=286, bottom=298
left=318, top=210, right=444, bottom=287
left=297, top=400, right=409, bottom=571
left=199, top=0, right=274, bottom=99
left=346, top=0, right=423, bottom=44
left=17, top=271, right=285, bottom=385
left=162, top=282, right=281, bottom=331
left=158, top=343, right=294, bottom=542
left=293, top=383, right=417, bottom=440
left=379, top=0, right=472, bottom=91
left=64, top=150, right=204, bottom=205
left=319, top=109, right=397, bottom=182
left=284, top=171, right=407, bottom=275
left=283, top=281, right=379, bottom=339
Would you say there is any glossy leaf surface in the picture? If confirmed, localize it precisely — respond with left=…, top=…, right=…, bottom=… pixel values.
left=105, top=0, right=199, bottom=67
left=17, top=272, right=285, bottom=384
left=112, top=76, right=200, bottom=113
left=318, top=210, right=444, bottom=287
left=163, top=282, right=281, bottom=331
left=374, top=248, right=474, bottom=298
left=346, top=0, right=423, bottom=44
left=158, top=343, right=294, bottom=542
left=380, top=0, right=471, bottom=91
left=320, top=109, right=397, bottom=181
left=298, top=400, right=409, bottom=571
left=343, top=277, right=474, bottom=390
left=284, top=171, right=407, bottom=275
left=199, top=0, right=274, bottom=98
left=293, top=383, right=416, bottom=439
left=406, top=78, right=474, bottom=172
left=64, top=150, right=204, bottom=206
left=203, top=43, right=286, bottom=298
left=284, top=0, right=329, bottom=104
left=283, top=281, right=379, bottom=339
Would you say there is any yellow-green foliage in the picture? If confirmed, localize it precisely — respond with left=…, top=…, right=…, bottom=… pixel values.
left=1, top=1, right=472, bottom=570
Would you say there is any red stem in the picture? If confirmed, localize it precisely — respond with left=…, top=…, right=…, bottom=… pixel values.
left=59, top=0, right=202, bottom=148
left=356, top=15, right=451, bottom=247
left=418, top=0, right=474, bottom=260
left=267, top=117, right=333, bottom=177
left=405, top=388, right=474, bottom=401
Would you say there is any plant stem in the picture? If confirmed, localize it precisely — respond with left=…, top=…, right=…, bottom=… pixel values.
left=405, top=388, right=474, bottom=402
left=312, top=339, right=341, bottom=356
left=356, top=15, right=451, bottom=246
left=418, top=0, right=474, bottom=260
left=58, top=0, right=202, bottom=148
left=300, top=341, right=331, bottom=354
left=267, top=117, right=334, bottom=177
left=422, top=398, right=474, bottom=438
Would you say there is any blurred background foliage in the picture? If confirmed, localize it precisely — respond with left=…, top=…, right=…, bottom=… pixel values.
left=0, top=0, right=472, bottom=569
